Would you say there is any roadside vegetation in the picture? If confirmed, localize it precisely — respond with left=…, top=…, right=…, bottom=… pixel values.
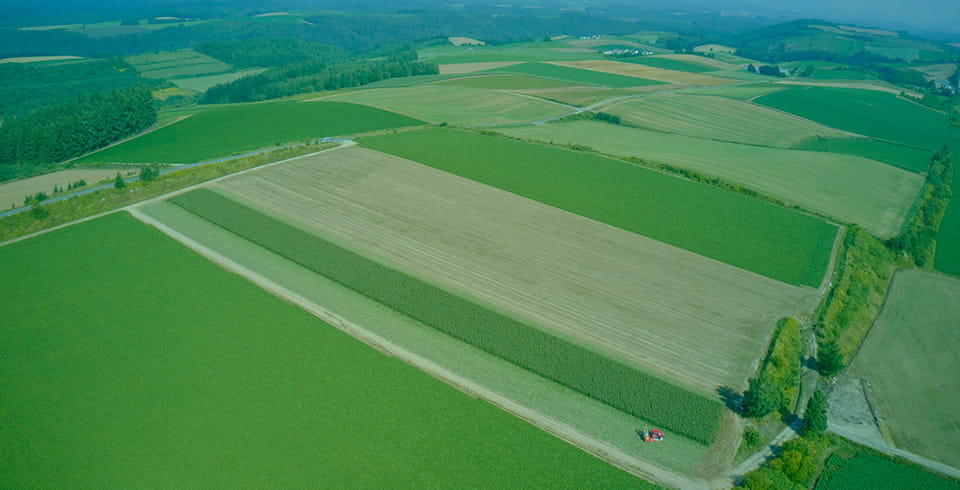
left=0, top=144, right=332, bottom=242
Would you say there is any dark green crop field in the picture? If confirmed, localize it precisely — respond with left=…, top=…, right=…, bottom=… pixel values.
left=816, top=454, right=960, bottom=490
left=360, top=128, right=836, bottom=287
left=0, top=212, right=648, bottom=489
left=74, top=101, right=423, bottom=164
left=486, top=62, right=662, bottom=87
left=169, top=189, right=725, bottom=444
left=755, top=87, right=960, bottom=152
left=619, top=57, right=715, bottom=73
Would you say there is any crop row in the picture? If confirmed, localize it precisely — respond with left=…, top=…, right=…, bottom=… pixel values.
left=170, top=188, right=725, bottom=444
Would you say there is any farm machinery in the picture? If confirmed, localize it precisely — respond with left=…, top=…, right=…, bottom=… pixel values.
left=641, top=428, right=665, bottom=442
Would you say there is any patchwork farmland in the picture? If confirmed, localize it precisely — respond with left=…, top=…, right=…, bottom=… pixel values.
left=552, top=60, right=734, bottom=86
left=204, top=147, right=819, bottom=395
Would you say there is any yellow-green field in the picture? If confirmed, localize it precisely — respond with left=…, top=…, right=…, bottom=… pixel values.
left=211, top=146, right=817, bottom=393
left=498, top=121, right=923, bottom=238
left=851, top=270, right=960, bottom=467
left=126, top=49, right=232, bottom=79
left=605, top=94, right=852, bottom=147
left=320, top=85, right=569, bottom=125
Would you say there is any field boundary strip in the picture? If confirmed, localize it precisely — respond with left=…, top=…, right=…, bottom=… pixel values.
left=168, top=188, right=726, bottom=444
left=127, top=206, right=711, bottom=490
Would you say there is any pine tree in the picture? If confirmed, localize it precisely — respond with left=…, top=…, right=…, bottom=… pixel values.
left=742, top=373, right=780, bottom=418
left=817, top=338, right=844, bottom=377
left=802, top=390, right=828, bottom=436
left=114, top=173, right=125, bottom=190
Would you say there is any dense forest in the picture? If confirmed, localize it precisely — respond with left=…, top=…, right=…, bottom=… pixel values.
left=201, top=49, right=437, bottom=103
left=194, top=38, right=348, bottom=68
left=0, top=58, right=157, bottom=116
left=0, top=86, right=156, bottom=181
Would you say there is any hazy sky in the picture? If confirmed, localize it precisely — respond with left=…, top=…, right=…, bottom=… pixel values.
left=670, top=0, right=960, bottom=36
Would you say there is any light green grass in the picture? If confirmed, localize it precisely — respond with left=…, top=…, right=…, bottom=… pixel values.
left=485, top=62, right=662, bottom=87
left=850, top=270, right=960, bottom=468
left=704, top=70, right=770, bottom=81
left=816, top=453, right=960, bottom=490
left=434, top=73, right=577, bottom=89
left=685, top=83, right=786, bottom=100
left=126, top=49, right=232, bottom=79
left=360, top=128, right=836, bottom=287
left=810, top=69, right=876, bottom=80
left=499, top=121, right=921, bottom=238
left=322, top=85, right=569, bottom=125
left=605, top=94, right=850, bottom=147
left=794, top=138, right=932, bottom=173
left=140, top=200, right=711, bottom=475
left=74, top=101, right=422, bottom=164
left=419, top=42, right=602, bottom=65
left=171, top=69, right=267, bottom=92
left=0, top=212, right=649, bottom=489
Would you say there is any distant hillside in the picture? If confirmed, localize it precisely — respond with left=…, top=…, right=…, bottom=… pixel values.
left=735, top=19, right=957, bottom=64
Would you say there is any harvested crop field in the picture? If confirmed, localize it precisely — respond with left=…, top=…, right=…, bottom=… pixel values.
left=0, top=212, right=647, bottom=488
left=321, top=85, right=569, bottom=125
left=850, top=270, right=960, bottom=467
left=604, top=94, right=851, bottom=147
left=0, top=169, right=120, bottom=208
left=484, top=62, right=662, bottom=87
left=498, top=121, right=917, bottom=238
left=360, top=128, right=837, bottom=287
left=207, top=146, right=818, bottom=395
left=551, top=60, right=732, bottom=86
left=434, top=74, right=577, bottom=90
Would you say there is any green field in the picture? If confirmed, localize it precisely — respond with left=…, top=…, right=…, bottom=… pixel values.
left=171, top=68, right=267, bottom=92
left=434, top=73, right=577, bottom=89
left=322, top=85, right=569, bottom=125
left=816, top=454, right=960, bottom=490
left=169, top=188, right=726, bottom=444
left=937, top=197, right=960, bottom=276
left=126, top=49, right=233, bottom=79
left=498, top=121, right=920, bottom=238
left=74, top=101, right=422, bottom=163
left=755, top=87, right=960, bottom=151
left=619, top=56, right=716, bottom=73
left=850, top=270, right=960, bottom=467
left=485, top=62, right=662, bottom=87
left=0, top=212, right=648, bottom=488
left=360, top=128, right=837, bottom=287
left=419, top=42, right=601, bottom=65
left=605, top=94, right=850, bottom=147
left=794, top=138, right=932, bottom=173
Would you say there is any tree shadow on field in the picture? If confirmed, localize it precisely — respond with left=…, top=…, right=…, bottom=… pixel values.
left=717, top=386, right=742, bottom=412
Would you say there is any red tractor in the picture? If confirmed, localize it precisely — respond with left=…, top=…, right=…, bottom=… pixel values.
left=641, top=428, right=665, bottom=442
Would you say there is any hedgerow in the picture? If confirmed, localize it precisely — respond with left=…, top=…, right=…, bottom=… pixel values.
left=170, top=188, right=725, bottom=444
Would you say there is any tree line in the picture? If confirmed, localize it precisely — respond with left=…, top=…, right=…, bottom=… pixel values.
left=194, top=38, right=348, bottom=69
left=200, top=49, right=437, bottom=104
left=0, top=86, right=156, bottom=181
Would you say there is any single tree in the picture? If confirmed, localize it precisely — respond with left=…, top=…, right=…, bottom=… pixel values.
left=114, top=173, right=125, bottom=190
left=803, top=390, right=828, bottom=436
left=140, top=165, right=158, bottom=182
left=742, top=373, right=780, bottom=418
left=817, top=338, right=844, bottom=377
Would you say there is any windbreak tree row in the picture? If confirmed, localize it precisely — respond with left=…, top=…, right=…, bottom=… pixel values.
left=170, top=188, right=725, bottom=444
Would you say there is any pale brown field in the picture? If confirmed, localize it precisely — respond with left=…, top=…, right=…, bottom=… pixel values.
left=438, top=61, right=523, bottom=74
left=448, top=36, right=485, bottom=46
left=0, top=169, right=124, bottom=209
left=550, top=60, right=733, bottom=86
left=0, top=55, right=83, bottom=63
left=213, top=146, right=818, bottom=393
left=653, top=54, right=738, bottom=70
